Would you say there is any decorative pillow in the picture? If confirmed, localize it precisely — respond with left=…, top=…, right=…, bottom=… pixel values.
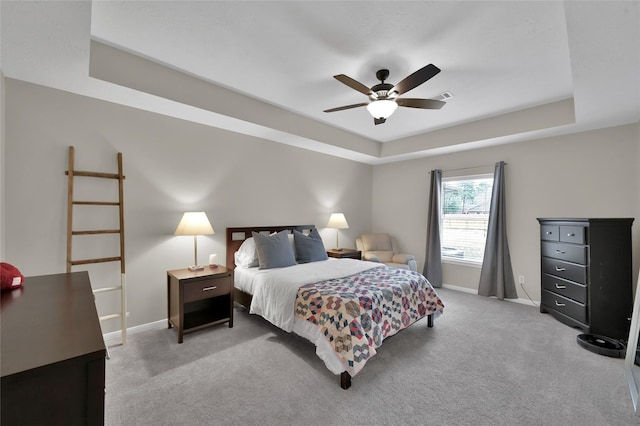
left=1, top=262, right=25, bottom=291
left=294, top=228, right=328, bottom=263
left=252, top=230, right=296, bottom=269
left=234, top=237, right=259, bottom=268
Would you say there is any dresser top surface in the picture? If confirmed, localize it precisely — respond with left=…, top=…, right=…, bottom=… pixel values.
left=537, top=218, right=634, bottom=225
left=1, top=271, right=106, bottom=377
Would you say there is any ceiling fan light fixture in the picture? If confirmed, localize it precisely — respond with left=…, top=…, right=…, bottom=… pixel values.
left=367, top=99, right=398, bottom=119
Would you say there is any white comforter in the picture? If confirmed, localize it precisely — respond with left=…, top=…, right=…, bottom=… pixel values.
left=236, top=258, right=384, bottom=374
left=248, top=258, right=382, bottom=332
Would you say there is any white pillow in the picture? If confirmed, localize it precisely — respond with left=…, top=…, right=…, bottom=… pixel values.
left=234, top=237, right=259, bottom=268
left=287, top=232, right=296, bottom=258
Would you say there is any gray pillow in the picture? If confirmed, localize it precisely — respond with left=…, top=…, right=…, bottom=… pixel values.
left=252, top=230, right=296, bottom=269
left=293, top=228, right=328, bottom=263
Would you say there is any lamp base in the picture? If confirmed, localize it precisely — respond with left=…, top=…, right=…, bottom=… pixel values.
left=188, top=265, right=205, bottom=271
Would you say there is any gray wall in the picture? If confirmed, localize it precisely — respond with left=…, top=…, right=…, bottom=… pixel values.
left=2, top=79, right=372, bottom=331
left=3, top=76, right=639, bottom=332
left=372, top=123, right=640, bottom=300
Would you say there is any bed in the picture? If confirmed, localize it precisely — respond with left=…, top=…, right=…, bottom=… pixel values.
left=226, top=225, right=444, bottom=389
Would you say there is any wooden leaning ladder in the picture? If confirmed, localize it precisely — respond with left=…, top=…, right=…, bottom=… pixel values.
left=66, top=146, right=127, bottom=345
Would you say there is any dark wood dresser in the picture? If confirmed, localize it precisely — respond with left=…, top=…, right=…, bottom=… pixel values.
left=537, top=218, right=634, bottom=340
left=1, top=271, right=106, bottom=425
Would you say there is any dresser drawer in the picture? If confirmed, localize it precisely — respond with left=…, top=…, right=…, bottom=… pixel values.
left=540, top=225, right=559, bottom=242
left=559, top=226, right=586, bottom=244
left=541, top=242, right=587, bottom=265
left=542, top=257, right=587, bottom=284
left=184, top=276, right=231, bottom=303
left=542, top=273, right=587, bottom=304
left=542, top=289, right=587, bottom=324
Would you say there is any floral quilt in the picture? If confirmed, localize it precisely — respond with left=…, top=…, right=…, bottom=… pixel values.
left=294, top=266, right=444, bottom=376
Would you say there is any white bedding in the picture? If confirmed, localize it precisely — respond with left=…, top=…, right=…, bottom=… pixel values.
left=234, top=258, right=383, bottom=374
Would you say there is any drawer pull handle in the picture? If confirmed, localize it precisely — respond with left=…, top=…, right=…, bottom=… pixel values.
left=203, top=286, right=218, bottom=291
left=555, top=266, right=566, bottom=272
left=567, top=233, right=575, bottom=237
left=555, top=249, right=566, bottom=254
left=555, top=283, right=566, bottom=289
left=555, top=301, right=566, bottom=307
left=545, top=231, right=553, bottom=235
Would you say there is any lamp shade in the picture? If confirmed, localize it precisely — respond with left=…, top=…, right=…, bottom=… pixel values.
left=327, top=213, right=349, bottom=229
left=174, top=212, right=215, bottom=236
left=366, top=100, right=398, bottom=119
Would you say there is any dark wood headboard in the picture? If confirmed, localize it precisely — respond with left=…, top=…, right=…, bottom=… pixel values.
left=226, top=225, right=316, bottom=270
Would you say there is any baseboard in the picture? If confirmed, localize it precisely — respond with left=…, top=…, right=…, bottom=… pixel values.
left=442, top=283, right=478, bottom=294
left=442, top=283, right=538, bottom=307
left=103, top=319, right=166, bottom=346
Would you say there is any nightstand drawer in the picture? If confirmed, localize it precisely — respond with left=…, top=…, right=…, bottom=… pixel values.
left=184, top=276, right=231, bottom=303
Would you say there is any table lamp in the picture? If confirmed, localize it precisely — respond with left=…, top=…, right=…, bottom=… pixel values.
left=175, top=212, right=215, bottom=271
left=326, top=213, right=349, bottom=250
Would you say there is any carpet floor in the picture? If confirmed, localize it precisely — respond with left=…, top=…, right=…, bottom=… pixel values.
left=105, top=287, right=640, bottom=425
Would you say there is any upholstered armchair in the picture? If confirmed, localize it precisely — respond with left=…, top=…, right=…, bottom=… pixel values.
left=356, top=233, right=417, bottom=271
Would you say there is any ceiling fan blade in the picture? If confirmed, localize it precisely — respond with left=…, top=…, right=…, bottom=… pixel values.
left=334, top=74, right=375, bottom=97
left=390, top=64, right=441, bottom=96
left=323, top=102, right=368, bottom=113
left=374, top=117, right=386, bottom=125
left=396, top=98, right=446, bottom=109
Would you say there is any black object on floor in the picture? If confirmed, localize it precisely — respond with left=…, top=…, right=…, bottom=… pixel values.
left=576, top=333, right=626, bottom=358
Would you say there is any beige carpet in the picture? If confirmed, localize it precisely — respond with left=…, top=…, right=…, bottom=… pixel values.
left=105, top=287, right=640, bottom=425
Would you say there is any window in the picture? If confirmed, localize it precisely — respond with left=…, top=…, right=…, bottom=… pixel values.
left=441, top=174, right=493, bottom=263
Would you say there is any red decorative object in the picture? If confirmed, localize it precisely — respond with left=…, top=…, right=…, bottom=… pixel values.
left=1, top=262, right=24, bottom=291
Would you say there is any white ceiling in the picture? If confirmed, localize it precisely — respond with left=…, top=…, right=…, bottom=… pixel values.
left=1, top=1, right=639, bottom=164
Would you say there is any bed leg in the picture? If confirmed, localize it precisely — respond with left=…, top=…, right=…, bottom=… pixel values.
left=340, top=371, right=351, bottom=389
left=427, top=313, right=434, bottom=328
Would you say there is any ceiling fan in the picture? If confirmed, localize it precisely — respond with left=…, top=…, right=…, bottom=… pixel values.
left=324, top=64, right=446, bottom=125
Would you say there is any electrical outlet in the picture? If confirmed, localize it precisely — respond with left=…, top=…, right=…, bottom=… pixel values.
left=518, top=275, right=525, bottom=285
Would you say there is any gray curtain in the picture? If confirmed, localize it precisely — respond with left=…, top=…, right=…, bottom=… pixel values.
left=478, top=161, right=517, bottom=299
left=424, top=169, right=442, bottom=287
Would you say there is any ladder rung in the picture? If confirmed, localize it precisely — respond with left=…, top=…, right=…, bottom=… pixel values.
left=93, top=286, right=121, bottom=294
left=70, top=256, right=122, bottom=266
left=66, top=170, right=124, bottom=179
left=73, top=201, right=120, bottom=206
left=72, top=229, right=121, bottom=235
left=99, top=313, right=121, bottom=322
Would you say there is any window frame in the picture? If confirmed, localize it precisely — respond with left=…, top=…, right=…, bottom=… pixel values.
left=440, top=173, right=494, bottom=266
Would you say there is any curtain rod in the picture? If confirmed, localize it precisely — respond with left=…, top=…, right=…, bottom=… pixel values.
left=429, top=162, right=507, bottom=173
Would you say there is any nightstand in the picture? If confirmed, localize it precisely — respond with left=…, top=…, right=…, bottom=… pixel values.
left=326, top=249, right=361, bottom=260
left=167, top=265, right=233, bottom=343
